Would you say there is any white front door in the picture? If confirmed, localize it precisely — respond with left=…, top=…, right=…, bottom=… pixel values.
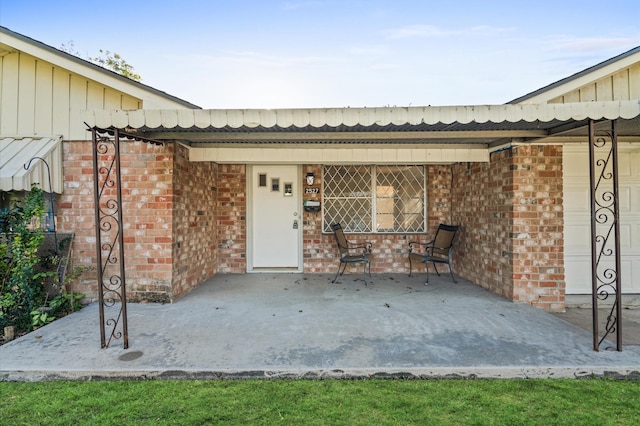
left=250, top=165, right=301, bottom=270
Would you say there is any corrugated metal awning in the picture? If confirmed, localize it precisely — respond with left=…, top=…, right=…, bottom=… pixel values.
left=83, top=100, right=640, bottom=147
left=0, top=136, right=63, bottom=193
left=85, top=100, right=640, bottom=129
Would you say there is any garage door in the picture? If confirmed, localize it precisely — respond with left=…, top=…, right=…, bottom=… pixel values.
left=563, top=144, right=640, bottom=294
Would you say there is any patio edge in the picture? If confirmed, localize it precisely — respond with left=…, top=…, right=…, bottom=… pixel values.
left=2, top=367, right=639, bottom=382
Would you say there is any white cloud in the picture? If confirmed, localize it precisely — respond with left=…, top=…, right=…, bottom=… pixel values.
left=547, top=36, right=639, bottom=52
left=281, top=1, right=334, bottom=10
left=347, top=45, right=390, bottom=55
left=198, top=50, right=342, bottom=70
left=385, top=25, right=450, bottom=39
left=384, top=24, right=515, bottom=39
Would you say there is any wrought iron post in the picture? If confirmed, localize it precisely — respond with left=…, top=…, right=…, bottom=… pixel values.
left=588, top=119, right=622, bottom=351
left=92, top=128, right=129, bottom=349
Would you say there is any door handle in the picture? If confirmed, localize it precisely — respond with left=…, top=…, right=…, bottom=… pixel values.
left=293, top=220, right=298, bottom=229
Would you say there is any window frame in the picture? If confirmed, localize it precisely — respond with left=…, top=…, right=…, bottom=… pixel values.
left=322, top=165, right=427, bottom=234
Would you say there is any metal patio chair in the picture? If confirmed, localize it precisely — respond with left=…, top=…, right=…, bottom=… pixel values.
left=331, top=223, right=372, bottom=284
left=408, top=224, right=459, bottom=284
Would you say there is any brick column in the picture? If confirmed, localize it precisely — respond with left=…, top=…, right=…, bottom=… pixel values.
left=216, top=164, right=246, bottom=273
left=451, top=145, right=565, bottom=311
left=451, top=152, right=515, bottom=300
left=172, top=144, right=218, bottom=299
left=511, top=145, right=565, bottom=311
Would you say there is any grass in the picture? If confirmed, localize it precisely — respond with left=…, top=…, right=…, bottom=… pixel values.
left=1, top=379, right=639, bottom=425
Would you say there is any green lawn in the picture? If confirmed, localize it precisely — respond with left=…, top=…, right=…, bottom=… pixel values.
left=1, top=379, right=638, bottom=425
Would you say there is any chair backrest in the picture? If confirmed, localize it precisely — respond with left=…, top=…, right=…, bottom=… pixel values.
left=331, top=223, right=350, bottom=257
left=431, top=224, right=459, bottom=257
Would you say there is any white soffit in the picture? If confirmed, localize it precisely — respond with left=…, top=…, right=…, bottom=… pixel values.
left=0, top=136, right=63, bottom=193
left=85, top=100, right=640, bottom=130
left=187, top=146, right=490, bottom=164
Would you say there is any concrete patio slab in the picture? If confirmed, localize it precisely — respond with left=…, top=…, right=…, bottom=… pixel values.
left=1, top=274, right=639, bottom=381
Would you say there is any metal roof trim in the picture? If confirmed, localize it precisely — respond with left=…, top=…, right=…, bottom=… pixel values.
left=84, top=101, right=640, bottom=131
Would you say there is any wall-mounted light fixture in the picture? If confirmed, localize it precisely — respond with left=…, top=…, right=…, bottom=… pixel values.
left=306, top=172, right=315, bottom=186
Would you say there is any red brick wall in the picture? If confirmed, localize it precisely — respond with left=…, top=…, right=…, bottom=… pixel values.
left=302, top=165, right=326, bottom=271
left=59, top=143, right=564, bottom=311
left=451, top=151, right=515, bottom=300
left=301, top=164, right=446, bottom=276
left=59, top=139, right=175, bottom=302
left=427, top=165, right=453, bottom=230
left=302, top=152, right=565, bottom=312
left=450, top=146, right=565, bottom=311
left=58, top=140, right=99, bottom=299
left=61, top=141, right=230, bottom=301
left=216, top=164, right=246, bottom=273
left=510, top=145, right=564, bottom=311
left=172, top=144, right=218, bottom=299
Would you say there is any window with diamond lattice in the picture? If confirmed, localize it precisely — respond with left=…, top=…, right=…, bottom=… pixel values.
left=323, top=165, right=425, bottom=233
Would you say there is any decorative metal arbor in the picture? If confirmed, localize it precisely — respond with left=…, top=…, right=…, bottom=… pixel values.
left=588, top=119, right=623, bottom=351
left=92, top=128, right=129, bottom=349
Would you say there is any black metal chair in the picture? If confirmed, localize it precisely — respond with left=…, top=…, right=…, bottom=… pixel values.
left=408, top=224, right=459, bottom=284
left=331, top=223, right=372, bottom=284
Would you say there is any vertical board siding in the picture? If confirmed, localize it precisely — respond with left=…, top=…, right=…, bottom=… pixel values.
left=595, top=74, right=614, bottom=100
left=0, top=50, right=142, bottom=139
left=34, top=60, right=54, bottom=135
left=1, top=52, right=19, bottom=134
left=612, top=69, right=629, bottom=100
left=68, top=75, right=87, bottom=139
left=550, top=64, right=640, bottom=103
left=87, top=80, right=105, bottom=109
left=105, top=90, right=121, bottom=109
left=579, top=84, right=597, bottom=102
left=17, top=54, right=37, bottom=134
left=51, top=66, right=70, bottom=137
left=122, top=96, right=142, bottom=110
left=630, top=63, right=640, bottom=98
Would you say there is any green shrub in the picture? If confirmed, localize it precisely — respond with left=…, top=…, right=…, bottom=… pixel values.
left=0, top=185, right=48, bottom=333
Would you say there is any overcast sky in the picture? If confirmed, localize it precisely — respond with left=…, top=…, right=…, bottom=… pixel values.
left=1, top=0, right=639, bottom=109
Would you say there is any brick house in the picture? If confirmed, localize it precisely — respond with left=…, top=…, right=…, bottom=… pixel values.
left=2, top=26, right=639, bottom=312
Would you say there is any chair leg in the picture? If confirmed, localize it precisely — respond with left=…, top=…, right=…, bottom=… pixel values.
left=362, top=261, right=368, bottom=285
left=449, top=264, right=457, bottom=283
left=432, top=261, right=441, bottom=277
left=408, top=257, right=413, bottom=277
left=332, top=262, right=344, bottom=283
left=421, top=259, right=429, bottom=285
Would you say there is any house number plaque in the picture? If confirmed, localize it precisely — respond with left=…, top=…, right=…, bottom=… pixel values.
left=305, top=187, right=320, bottom=194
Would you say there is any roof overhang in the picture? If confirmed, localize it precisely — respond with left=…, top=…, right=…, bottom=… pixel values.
left=85, top=101, right=640, bottom=164
left=0, top=136, right=63, bottom=193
